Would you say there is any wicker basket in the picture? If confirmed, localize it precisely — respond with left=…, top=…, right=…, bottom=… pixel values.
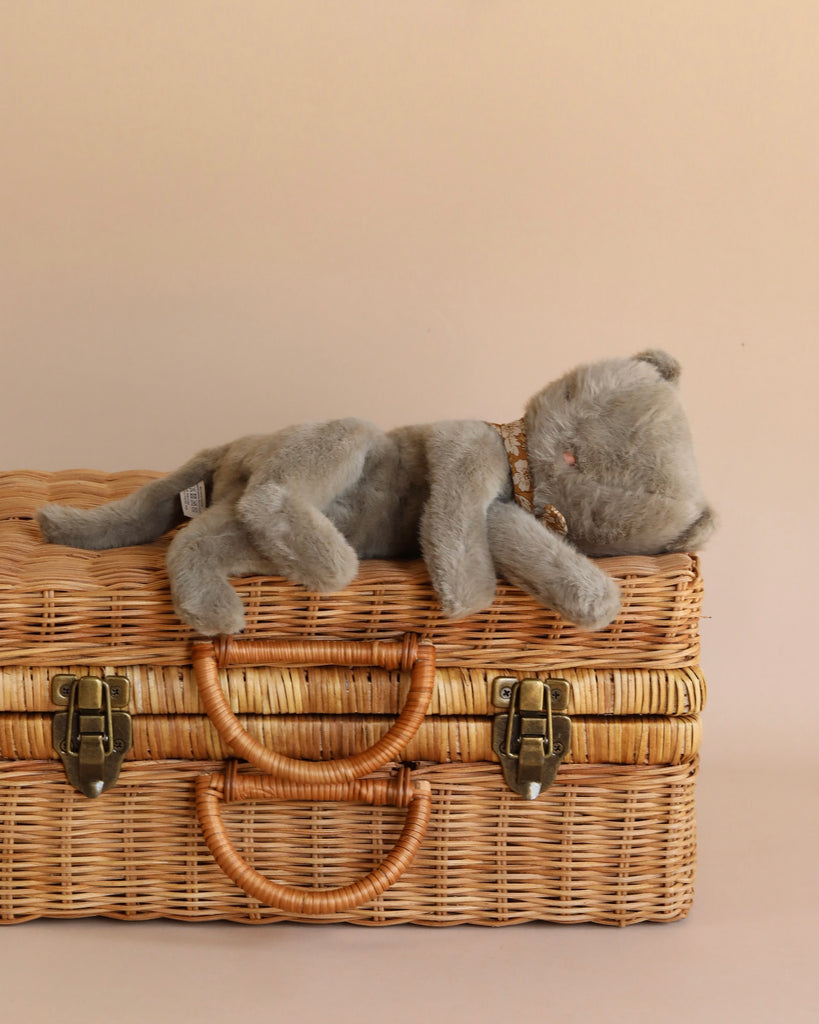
left=0, top=759, right=698, bottom=926
left=0, top=470, right=708, bottom=925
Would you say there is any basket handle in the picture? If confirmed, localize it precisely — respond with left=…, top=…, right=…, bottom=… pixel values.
left=191, top=634, right=435, bottom=784
left=195, top=765, right=432, bottom=914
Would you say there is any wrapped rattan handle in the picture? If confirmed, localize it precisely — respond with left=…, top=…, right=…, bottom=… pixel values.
left=191, top=634, right=435, bottom=784
left=195, top=766, right=432, bottom=914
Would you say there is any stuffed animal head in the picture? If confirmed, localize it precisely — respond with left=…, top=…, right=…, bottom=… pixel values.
left=524, top=350, right=715, bottom=557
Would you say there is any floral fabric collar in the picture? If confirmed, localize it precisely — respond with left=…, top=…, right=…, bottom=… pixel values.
left=489, top=419, right=568, bottom=536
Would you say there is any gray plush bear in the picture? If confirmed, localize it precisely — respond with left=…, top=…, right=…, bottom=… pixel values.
left=37, top=350, right=714, bottom=636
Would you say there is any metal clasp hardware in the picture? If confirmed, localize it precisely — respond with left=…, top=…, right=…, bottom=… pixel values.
left=492, top=677, right=571, bottom=800
left=51, top=674, right=132, bottom=798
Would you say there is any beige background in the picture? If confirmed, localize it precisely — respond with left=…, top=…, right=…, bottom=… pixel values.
left=1, top=3, right=817, bottom=1022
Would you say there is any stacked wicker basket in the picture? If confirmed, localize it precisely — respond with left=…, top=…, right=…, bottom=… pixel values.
left=0, top=470, right=706, bottom=925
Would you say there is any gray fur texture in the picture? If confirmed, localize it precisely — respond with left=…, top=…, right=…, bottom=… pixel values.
left=37, top=351, right=715, bottom=636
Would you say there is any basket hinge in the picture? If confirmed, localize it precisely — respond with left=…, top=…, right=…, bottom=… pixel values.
left=492, top=677, right=571, bottom=799
left=51, top=674, right=133, bottom=799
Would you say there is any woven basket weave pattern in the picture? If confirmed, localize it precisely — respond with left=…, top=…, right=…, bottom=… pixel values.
left=0, top=663, right=706, bottom=716
left=1, top=471, right=703, bottom=669
left=0, top=760, right=697, bottom=926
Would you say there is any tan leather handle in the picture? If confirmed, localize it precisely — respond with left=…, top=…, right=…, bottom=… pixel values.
left=195, top=766, right=432, bottom=914
left=192, top=634, right=435, bottom=784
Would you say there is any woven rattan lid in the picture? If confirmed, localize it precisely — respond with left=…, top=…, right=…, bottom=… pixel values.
left=0, top=470, right=704, bottom=670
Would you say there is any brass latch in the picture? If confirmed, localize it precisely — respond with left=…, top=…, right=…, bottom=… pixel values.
left=492, top=677, right=571, bottom=799
left=51, top=674, right=132, bottom=798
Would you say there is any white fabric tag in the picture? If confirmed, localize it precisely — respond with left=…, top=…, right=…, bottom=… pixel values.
left=180, top=481, right=207, bottom=518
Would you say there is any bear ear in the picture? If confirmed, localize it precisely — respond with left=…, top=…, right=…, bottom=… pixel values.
left=667, top=506, right=717, bottom=552
left=635, top=349, right=681, bottom=383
